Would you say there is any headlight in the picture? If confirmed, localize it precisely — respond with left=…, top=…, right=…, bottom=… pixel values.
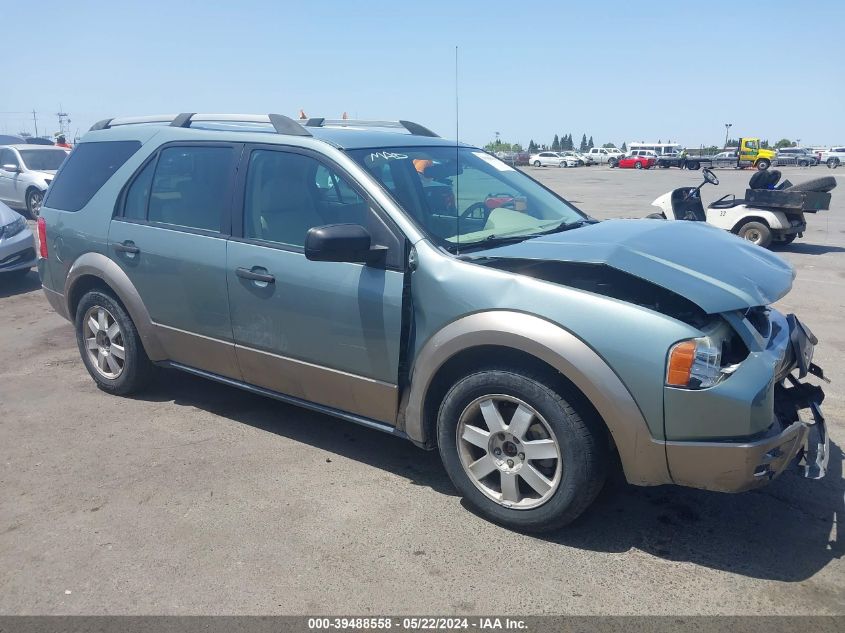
left=667, top=337, right=726, bottom=389
left=0, top=215, right=27, bottom=239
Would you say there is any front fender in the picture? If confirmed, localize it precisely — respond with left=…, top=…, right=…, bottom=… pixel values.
left=64, top=252, right=166, bottom=360
left=402, top=311, right=671, bottom=487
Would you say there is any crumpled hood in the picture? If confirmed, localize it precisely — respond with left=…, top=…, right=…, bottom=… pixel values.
left=468, top=219, right=795, bottom=314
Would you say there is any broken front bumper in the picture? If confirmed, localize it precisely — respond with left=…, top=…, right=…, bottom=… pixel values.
left=664, top=313, right=829, bottom=493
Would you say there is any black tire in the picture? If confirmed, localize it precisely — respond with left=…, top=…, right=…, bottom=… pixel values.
left=827, top=158, right=840, bottom=169
left=608, top=158, right=617, bottom=168
left=533, top=160, right=541, bottom=167
left=75, top=290, right=153, bottom=395
left=25, top=188, right=44, bottom=220
left=778, top=234, right=797, bottom=246
left=437, top=368, right=607, bottom=532
left=785, top=176, right=837, bottom=193
left=798, top=160, right=809, bottom=167
left=756, top=159, right=770, bottom=171
left=736, top=220, right=772, bottom=248
left=634, top=161, right=643, bottom=169
left=646, top=212, right=666, bottom=219
left=687, top=161, right=701, bottom=170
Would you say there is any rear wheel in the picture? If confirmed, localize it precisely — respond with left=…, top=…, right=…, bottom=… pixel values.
left=75, top=290, right=153, bottom=395
left=26, top=188, right=44, bottom=220
left=634, top=161, right=643, bottom=169
left=534, top=160, right=541, bottom=167
left=829, top=157, right=841, bottom=169
left=437, top=368, right=607, bottom=532
left=687, top=161, right=701, bottom=170
left=736, top=220, right=772, bottom=248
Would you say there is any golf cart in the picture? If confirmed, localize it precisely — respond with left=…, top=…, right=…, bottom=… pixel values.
left=649, top=168, right=836, bottom=248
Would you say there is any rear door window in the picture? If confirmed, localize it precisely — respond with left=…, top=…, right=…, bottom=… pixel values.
left=146, top=146, right=235, bottom=232
left=45, top=140, right=141, bottom=211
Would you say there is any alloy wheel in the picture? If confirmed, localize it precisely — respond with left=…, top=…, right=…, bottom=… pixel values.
left=27, top=190, right=44, bottom=218
left=456, top=395, right=562, bottom=510
left=82, top=306, right=126, bottom=379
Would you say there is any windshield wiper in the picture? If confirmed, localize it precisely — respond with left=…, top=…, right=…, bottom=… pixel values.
left=536, top=218, right=598, bottom=235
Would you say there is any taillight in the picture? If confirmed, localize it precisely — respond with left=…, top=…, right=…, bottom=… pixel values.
left=36, top=217, right=48, bottom=258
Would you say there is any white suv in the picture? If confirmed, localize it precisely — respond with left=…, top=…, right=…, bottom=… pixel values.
left=820, top=147, right=845, bottom=168
left=529, top=152, right=564, bottom=167
left=586, top=147, right=623, bottom=164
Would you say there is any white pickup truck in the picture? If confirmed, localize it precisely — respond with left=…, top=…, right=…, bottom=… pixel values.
left=820, top=147, right=845, bottom=168
left=586, top=147, right=624, bottom=164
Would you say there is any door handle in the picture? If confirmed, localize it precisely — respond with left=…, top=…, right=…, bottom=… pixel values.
left=114, top=241, right=140, bottom=254
left=236, top=267, right=275, bottom=283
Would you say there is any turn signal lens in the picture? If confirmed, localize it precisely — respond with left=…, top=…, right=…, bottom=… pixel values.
left=666, top=340, right=696, bottom=386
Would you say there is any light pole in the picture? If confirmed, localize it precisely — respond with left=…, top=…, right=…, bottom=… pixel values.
left=724, top=123, right=732, bottom=149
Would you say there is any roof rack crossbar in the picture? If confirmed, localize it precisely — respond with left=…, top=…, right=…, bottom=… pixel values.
left=303, top=118, right=439, bottom=138
left=90, top=113, right=311, bottom=137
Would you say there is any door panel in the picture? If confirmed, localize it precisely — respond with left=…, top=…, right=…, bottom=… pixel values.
left=106, top=142, right=242, bottom=379
left=227, top=241, right=403, bottom=423
left=226, top=145, right=406, bottom=424
left=109, top=221, right=240, bottom=379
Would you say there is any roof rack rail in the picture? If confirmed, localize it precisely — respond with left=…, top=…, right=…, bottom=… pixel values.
left=89, top=113, right=311, bottom=137
left=303, top=118, right=439, bottom=138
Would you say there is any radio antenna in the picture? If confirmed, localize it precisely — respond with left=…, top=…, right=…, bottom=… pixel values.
left=455, top=45, right=460, bottom=255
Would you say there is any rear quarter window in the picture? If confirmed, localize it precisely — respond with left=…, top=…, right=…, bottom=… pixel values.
left=45, top=140, right=141, bottom=212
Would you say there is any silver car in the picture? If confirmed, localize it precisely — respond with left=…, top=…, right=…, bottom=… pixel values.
left=0, top=145, right=70, bottom=219
left=0, top=201, right=36, bottom=279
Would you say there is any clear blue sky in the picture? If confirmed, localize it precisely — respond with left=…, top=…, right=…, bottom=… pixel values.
left=3, top=0, right=843, bottom=147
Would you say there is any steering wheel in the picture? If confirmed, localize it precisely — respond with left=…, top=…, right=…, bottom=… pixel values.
left=703, top=168, right=719, bottom=186
left=460, top=202, right=489, bottom=221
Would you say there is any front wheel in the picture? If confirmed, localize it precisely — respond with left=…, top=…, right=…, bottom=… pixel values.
left=437, top=368, right=607, bottom=532
left=75, top=290, right=154, bottom=395
left=756, top=159, right=771, bottom=171
left=26, top=188, right=44, bottom=220
left=829, top=158, right=841, bottom=169
left=736, top=220, right=772, bottom=248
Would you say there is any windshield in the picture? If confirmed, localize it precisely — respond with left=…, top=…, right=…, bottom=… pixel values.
left=19, top=149, right=68, bottom=171
left=348, top=146, right=585, bottom=250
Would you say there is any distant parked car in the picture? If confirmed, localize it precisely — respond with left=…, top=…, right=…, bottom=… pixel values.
left=554, top=153, right=580, bottom=167
left=0, top=145, right=70, bottom=218
left=586, top=147, right=623, bottom=164
left=0, top=200, right=36, bottom=280
left=529, top=151, right=564, bottom=167
left=556, top=151, right=587, bottom=166
left=613, top=154, right=656, bottom=169
left=820, top=147, right=845, bottom=168
left=776, top=148, right=818, bottom=167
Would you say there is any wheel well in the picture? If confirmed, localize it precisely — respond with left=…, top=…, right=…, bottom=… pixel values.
left=420, top=345, right=608, bottom=450
left=67, top=275, right=122, bottom=321
left=732, top=215, right=769, bottom=233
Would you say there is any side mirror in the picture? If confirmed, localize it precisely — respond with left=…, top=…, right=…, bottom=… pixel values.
left=2, top=164, right=21, bottom=173
left=305, top=224, right=386, bottom=264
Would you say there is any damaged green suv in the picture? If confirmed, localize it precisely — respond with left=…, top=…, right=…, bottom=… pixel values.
left=38, top=114, right=828, bottom=531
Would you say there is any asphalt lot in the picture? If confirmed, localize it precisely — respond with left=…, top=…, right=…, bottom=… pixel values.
left=0, top=165, right=842, bottom=615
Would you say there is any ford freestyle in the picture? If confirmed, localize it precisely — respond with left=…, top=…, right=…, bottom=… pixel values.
left=37, top=113, right=829, bottom=532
